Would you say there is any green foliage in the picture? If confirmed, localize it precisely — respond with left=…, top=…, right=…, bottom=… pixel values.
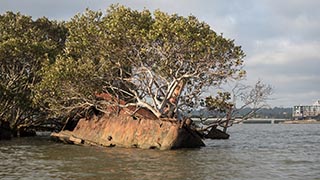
left=145, top=10, right=245, bottom=81
left=1, top=5, right=247, bottom=129
left=35, top=4, right=246, bottom=120
left=0, top=11, right=67, bottom=131
left=205, top=92, right=233, bottom=113
left=34, top=10, right=107, bottom=119
left=33, top=6, right=149, bottom=119
left=128, top=8, right=245, bottom=115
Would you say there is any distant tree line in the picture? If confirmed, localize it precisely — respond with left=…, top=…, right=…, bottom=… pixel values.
left=243, top=107, right=292, bottom=119
left=192, top=107, right=292, bottom=120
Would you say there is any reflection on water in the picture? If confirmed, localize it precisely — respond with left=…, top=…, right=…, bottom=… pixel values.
left=1, top=124, right=320, bottom=180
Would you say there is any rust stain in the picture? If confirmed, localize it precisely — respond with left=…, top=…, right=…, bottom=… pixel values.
left=51, top=93, right=205, bottom=150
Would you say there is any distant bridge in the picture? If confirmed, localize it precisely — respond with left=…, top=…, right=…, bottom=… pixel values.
left=239, top=119, right=287, bottom=124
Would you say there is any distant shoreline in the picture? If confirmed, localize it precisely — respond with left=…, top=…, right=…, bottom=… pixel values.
left=280, top=119, right=320, bottom=124
left=192, top=118, right=320, bottom=124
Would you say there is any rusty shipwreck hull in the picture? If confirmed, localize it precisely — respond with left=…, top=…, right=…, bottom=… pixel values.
left=51, top=112, right=205, bottom=150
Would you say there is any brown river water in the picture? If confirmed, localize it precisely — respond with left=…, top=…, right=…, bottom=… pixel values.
left=1, top=124, right=320, bottom=180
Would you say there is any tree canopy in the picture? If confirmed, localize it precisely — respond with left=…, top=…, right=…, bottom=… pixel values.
left=0, top=11, right=67, bottom=133
left=35, top=5, right=245, bottom=121
left=1, top=5, right=247, bottom=133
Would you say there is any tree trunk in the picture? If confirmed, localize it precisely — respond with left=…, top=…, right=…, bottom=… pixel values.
left=166, top=80, right=185, bottom=118
left=223, top=106, right=232, bottom=133
left=0, top=120, right=12, bottom=140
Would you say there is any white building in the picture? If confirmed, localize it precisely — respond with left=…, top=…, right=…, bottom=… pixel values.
left=293, top=100, right=320, bottom=120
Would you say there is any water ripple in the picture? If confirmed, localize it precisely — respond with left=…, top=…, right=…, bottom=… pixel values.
left=1, top=124, right=320, bottom=180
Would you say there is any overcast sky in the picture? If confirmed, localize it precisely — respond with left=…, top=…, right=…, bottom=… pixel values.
left=1, top=0, right=319, bottom=107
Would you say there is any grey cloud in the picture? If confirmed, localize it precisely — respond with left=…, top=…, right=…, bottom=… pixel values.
left=1, top=1, right=93, bottom=20
left=246, top=58, right=320, bottom=107
left=1, top=0, right=319, bottom=107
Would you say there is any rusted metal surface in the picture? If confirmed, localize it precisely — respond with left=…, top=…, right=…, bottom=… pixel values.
left=51, top=101, right=205, bottom=150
